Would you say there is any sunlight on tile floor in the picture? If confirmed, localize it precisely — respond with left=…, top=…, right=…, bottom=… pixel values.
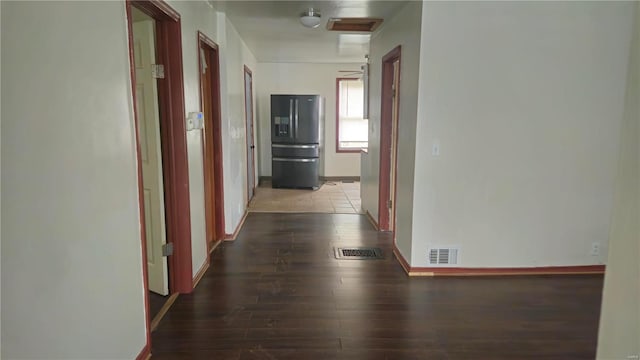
left=248, top=181, right=362, bottom=214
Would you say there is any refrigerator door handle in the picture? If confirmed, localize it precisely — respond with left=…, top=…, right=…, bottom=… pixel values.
left=289, top=99, right=294, bottom=138
left=294, top=99, right=299, bottom=139
left=272, top=144, right=317, bottom=149
left=273, top=157, right=317, bottom=162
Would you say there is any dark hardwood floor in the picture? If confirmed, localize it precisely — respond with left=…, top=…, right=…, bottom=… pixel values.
left=149, top=291, right=168, bottom=322
left=151, top=213, right=604, bottom=359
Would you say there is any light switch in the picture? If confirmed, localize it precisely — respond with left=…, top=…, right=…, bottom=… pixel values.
left=187, top=112, right=204, bottom=131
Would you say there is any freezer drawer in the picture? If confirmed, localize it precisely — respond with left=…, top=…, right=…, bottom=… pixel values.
left=272, top=144, right=319, bottom=158
left=272, top=157, right=319, bottom=189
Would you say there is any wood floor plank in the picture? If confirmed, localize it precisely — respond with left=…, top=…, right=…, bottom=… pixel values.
left=151, top=213, right=604, bottom=359
left=151, top=350, right=241, bottom=360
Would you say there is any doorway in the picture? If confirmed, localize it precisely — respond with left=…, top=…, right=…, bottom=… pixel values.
left=198, top=31, right=225, bottom=252
left=125, top=1, right=192, bottom=356
left=378, top=46, right=401, bottom=232
left=244, top=66, right=256, bottom=204
left=131, top=8, right=170, bottom=326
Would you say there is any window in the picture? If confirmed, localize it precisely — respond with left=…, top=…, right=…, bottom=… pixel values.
left=336, top=78, right=368, bottom=152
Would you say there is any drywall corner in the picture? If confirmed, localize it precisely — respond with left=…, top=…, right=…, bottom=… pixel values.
left=365, top=1, right=422, bottom=260
left=597, top=2, right=640, bottom=358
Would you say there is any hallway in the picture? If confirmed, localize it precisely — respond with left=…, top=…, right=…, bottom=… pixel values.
left=150, top=213, right=604, bottom=359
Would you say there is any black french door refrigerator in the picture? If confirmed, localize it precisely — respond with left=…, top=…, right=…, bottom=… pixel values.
left=271, top=94, right=322, bottom=189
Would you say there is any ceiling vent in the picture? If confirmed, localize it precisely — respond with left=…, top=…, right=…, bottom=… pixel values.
left=428, top=247, right=460, bottom=266
left=327, top=18, right=383, bottom=32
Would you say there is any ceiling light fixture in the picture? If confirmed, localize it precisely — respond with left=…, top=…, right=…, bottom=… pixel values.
left=300, top=8, right=321, bottom=28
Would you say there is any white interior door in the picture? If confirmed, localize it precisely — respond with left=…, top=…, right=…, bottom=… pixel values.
left=133, top=19, right=169, bottom=295
left=244, top=69, right=255, bottom=200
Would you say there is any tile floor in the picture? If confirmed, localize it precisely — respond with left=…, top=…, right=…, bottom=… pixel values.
left=248, top=180, right=362, bottom=214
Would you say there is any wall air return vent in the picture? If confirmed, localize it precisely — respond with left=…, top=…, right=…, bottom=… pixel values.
left=428, top=247, right=460, bottom=266
left=326, top=18, right=383, bottom=32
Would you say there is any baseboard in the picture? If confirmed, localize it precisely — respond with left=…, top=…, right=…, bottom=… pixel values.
left=208, top=239, right=222, bottom=254
left=259, top=176, right=360, bottom=185
left=393, top=244, right=605, bottom=276
left=365, top=210, right=379, bottom=230
left=150, top=293, right=179, bottom=332
left=135, top=344, right=151, bottom=360
left=321, top=176, right=360, bottom=182
left=392, top=246, right=411, bottom=273
left=259, top=176, right=272, bottom=185
left=224, top=210, right=248, bottom=241
left=192, top=260, right=210, bottom=288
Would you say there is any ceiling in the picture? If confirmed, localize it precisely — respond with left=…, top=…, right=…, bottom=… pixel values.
left=213, top=1, right=409, bottom=63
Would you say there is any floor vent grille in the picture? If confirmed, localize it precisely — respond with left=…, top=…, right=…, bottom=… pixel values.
left=428, top=248, right=459, bottom=266
left=335, top=247, right=383, bottom=260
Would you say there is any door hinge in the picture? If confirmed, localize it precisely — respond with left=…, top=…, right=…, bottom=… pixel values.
left=151, top=64, right=165, bottom=79
left=387, top=199, right=393, bottom=209
left=162, top=242, right=174, bottom=257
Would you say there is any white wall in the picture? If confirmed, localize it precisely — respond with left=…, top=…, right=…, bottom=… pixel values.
left=167, top=0, right=217, bottom=279
left=1, top=1, right=3, bottom=354
left=1, top=2, right=146, bottom=358
left=597, top=3, right=640, bottom=358
left=256, top=62, right=362, bottom=178
left=361, top=1, right=423, bottom=259
left=410, top=2, right=635, bottom=267
left=0, top=1, right=259, bottom=357
left=166, top=1, right=257, bottom=276
left=221, top=18, right=258, bottom=228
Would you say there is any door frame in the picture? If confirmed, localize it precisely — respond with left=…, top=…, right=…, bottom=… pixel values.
left=378, top=45, right=401, bottom=232
left=198, top=31, right=226, bottom=252
left=243, top=65, right=256, bottom=204
left=126, top=0, right=193, bottom=356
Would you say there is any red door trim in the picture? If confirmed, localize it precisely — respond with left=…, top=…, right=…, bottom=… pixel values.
left=243, top=65, right=257, bottom=204
left=129, top=0, right=192, bottom=295
left=335, top=77, right=362, bottom=153
left=126, top=0, right=193, bottom=355
left=131, top=0, right=179, bottom=21
left=378, top=45, right=401, bottom=232
left=198, top=30, right=218, bottom=50
left=197, top=31, right=226, bottom=252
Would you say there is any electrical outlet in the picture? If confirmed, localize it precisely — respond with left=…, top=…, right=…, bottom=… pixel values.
left=591, top=242, right=600, bottom=256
